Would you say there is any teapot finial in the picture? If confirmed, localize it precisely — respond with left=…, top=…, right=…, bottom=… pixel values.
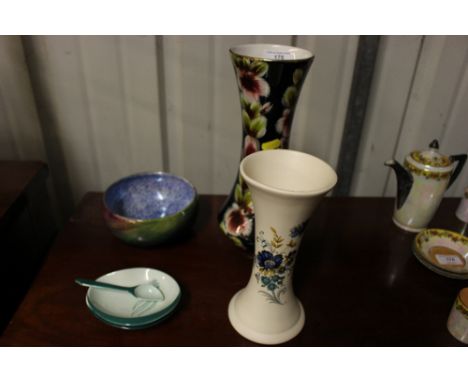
left=429, top=139, right=439, bottom=150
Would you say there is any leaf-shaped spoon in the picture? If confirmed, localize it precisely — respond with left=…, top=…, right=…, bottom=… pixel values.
left=75, top=278, right=165, bottom=301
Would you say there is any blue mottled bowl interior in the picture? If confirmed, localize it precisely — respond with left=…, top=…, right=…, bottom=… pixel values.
left=105, top=173, right=196, bottom=220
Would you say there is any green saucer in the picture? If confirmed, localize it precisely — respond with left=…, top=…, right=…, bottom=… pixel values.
left=84, top=267, right=181, bottom=329
left=86, top=293, right=181, bottom=330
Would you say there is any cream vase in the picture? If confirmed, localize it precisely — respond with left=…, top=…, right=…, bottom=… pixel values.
left=228, top=149, right=338, bottom=344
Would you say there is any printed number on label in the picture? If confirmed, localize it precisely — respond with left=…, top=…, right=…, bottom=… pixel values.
left=265, top=51, right=293, bottom=60
left=435, top=254, right=464, bottom=266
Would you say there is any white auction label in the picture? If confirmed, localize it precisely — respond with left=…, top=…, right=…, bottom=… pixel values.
left=265, top=50, right=294, bottom=60
left=435, top=254, right=464, bottom=266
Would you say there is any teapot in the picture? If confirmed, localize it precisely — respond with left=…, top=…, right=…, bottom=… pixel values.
left=385, top=139, right=467, bottom=232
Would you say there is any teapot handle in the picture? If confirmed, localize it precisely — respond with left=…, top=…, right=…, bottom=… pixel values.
left=448, top=154, right=467, bottom=189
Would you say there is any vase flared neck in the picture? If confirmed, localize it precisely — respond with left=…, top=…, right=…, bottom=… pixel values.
left=230, top=44, right=313, bottom=62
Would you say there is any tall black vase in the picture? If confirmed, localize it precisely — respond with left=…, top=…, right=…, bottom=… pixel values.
left=218, top=44, right=314, bottom=249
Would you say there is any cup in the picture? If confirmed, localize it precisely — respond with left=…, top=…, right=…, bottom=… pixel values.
left=455, top=187, right=468, bottom=222
left=227, top=149, right=337, bottom=344
left=447, top=287, right=468, bottom=344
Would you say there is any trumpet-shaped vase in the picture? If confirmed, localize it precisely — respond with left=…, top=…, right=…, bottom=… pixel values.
left=218, top=44, right=314, bottom=250
left=228, top=149, right=337, bottom=344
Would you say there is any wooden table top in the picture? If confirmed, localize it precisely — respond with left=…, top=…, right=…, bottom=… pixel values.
left=1, top=193, right=465, bottom=346
left=0, top=161, right=47, bottom=224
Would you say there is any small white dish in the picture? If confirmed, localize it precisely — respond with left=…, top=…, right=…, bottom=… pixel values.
left=413, top=228, right=468, bottom=279
left=85, top=267, right=181, bottom=329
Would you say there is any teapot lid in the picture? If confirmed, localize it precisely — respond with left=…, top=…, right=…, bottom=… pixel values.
left=407, top=139, right=454, bottom=171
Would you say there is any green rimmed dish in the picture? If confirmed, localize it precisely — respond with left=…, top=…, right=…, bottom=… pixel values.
left=413, top=228, right=468, bottom=279
left=86, top=293, right=181, bottom=330
left=84, top=268, right=181, bottom=329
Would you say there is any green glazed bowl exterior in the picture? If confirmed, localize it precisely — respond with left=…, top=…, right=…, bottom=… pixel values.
left=103, top=173, right=198, bottom=246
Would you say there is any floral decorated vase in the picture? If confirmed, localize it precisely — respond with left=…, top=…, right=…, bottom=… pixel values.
left=228, top=149, right=337, bottom=345
left=218, top=44, right=314, bottom=249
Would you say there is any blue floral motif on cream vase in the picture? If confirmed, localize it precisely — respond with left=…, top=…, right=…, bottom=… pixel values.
left=254, top=221, right=308, bottom=304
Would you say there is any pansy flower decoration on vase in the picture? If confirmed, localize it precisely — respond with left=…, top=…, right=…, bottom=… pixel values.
left=228, top=149, right=337, bottom=345
left=218, top=44, right=314, bottom=250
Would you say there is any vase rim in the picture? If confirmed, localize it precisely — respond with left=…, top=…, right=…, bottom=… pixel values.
left=240, top=149, right=337, bottom=198
left=230, top=44, right=313, bottom=62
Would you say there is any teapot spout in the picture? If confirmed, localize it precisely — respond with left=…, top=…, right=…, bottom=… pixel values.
left=385, top=159, right=413, bottom=210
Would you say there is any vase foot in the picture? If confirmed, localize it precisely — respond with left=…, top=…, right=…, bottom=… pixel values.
left=392, top=217, right=425, bottom=232
left=228, top=289, right=305, bottom=345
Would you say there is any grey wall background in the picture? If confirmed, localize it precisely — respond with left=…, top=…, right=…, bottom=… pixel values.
left=0, top=35, right=467, bottom=224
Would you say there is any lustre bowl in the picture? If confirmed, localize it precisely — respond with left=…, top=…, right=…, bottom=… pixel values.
left=413, top=228, right=468, bottom=279
left=103, top=172, right=198, bottom=246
